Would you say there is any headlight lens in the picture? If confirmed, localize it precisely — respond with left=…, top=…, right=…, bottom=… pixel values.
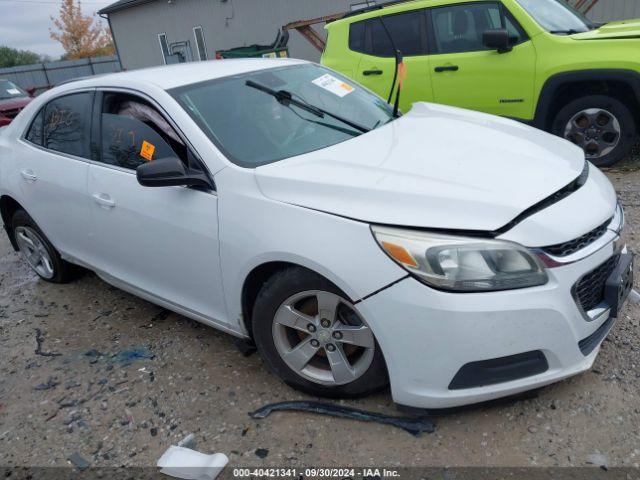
left=372, top=226, right=548, bottom=292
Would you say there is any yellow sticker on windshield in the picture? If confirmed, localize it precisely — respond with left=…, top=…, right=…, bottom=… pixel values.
left=140, top=141, right=155, bottom=161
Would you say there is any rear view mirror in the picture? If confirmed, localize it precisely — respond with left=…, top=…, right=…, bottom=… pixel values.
left=483, top=29, right=512, bottom=54
left=136, top=157, right=212, bottom=189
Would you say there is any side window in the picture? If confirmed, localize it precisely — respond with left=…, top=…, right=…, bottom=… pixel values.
left=430, top=2, right=524, bottom=54
left=25, top=109, right=44, bottom=146
left=43, top=92, right=93, bottom=158
left=99, top=92, right=187, bottom=170
left=193, top=26, right=207, bottom=61
left=158, top=33, right=170, bottom=64
left=349, top=21, right=366, bottom=53
left=357, top=10, right=427, bottom=58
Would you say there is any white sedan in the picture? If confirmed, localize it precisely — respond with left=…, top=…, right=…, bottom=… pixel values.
left=0, top=59, right=632, bottom=409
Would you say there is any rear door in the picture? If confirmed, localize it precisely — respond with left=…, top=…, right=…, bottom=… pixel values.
left=351, top=9, right=434, bottom=112
left=87, top=90, right=228, bottom=325
left=17, top=91, right=93, bottom=262
left=427, top=2, right=536, bottom=119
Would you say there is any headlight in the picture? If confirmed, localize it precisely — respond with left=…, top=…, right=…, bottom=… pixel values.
left=372, top=226, right=548, bottom=292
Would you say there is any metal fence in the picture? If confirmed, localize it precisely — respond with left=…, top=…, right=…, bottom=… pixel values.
left=0, top=56, right=121, bottom=95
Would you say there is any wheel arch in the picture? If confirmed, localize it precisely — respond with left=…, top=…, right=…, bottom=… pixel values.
left=534, top=69, right=640, bottom=132
left=240, top=260, right=354, bottom=339
left=0, top=195, right=24, bottom=251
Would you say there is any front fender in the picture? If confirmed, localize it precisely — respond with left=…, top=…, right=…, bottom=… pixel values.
left=215, top=167, right=406, bottom=334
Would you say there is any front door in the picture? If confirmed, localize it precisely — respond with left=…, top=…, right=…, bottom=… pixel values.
left=87, top=90, right=228, bottom=325
left=427, top=2, right=537, bottom=119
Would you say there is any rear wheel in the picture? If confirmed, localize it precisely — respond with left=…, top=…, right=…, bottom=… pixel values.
left=552, top=95, right=636, bottom=167
left=252, top=267, right=388, bottom=398
left=12, top=209, right=79, bottom=283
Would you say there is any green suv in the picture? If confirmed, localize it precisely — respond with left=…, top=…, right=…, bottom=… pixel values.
left=322, top=0, right=640, bottom=166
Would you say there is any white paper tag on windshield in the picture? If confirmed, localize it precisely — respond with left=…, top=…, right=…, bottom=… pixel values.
left=312, top=74, right=354, bottom=98
left=7, top=89, right=21, bottom=95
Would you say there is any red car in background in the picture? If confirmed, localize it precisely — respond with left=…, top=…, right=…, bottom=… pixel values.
left=0, top=80, right=33, bottom=127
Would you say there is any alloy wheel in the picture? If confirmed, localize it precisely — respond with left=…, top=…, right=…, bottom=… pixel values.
left=272, top=290, right=375, bottom=386
left=563, top=108, right=621, bottom=159
left=15, top=226, right=55, bottom=279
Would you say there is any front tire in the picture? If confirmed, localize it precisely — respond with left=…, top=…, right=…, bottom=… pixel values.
left=252, top=267, right=388, bottom=398
left=12, top=209, right=79, bottom=283
left=552, top=95, right=637, bottom=167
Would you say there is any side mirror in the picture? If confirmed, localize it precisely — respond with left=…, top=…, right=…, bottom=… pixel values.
left=136, top=157, right=212, bottom=189
left=26, top=87, right=36, bottom=97
left=483, top=28, right=512, bottom=53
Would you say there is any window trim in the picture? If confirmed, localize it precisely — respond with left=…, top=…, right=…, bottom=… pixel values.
left=92, top=86, right=215, bottom=191
left=193, top=26, right=207, bottom=61
left=426, top=1, right=530, bottom=56
left=158, top=33, right=170, bottom=65
left=20, top=88, right=96, bottom=164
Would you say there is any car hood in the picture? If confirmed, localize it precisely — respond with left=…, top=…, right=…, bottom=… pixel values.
left=0, top=96, right=32, bottom=111
left=572, top=19, right=640, bottom=39
left=254, top=103, right=585, bottom=232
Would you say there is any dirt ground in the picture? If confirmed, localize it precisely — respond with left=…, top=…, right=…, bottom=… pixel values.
left=1, top=147, right=640, bottom=472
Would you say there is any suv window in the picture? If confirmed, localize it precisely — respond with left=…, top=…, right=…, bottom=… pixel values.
left=43, top=92, right=93, bottom=158
left=349, top=10, right=427, bottom=57
left=431, top=3, right=526, bottom=54
left=99, top=92, right=187, bottom=170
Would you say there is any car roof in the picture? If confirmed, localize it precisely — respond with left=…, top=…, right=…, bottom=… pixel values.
left=59, top=58, right=309, bottom=91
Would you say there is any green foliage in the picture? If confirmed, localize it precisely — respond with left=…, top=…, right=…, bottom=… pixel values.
left=0, top=46, right=42, bottom=68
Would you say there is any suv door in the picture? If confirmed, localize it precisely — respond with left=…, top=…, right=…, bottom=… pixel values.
left=427, top=1, right=536, bottom=119
left=87, top=90, right=228, bottom=326
left=18, top=91, right=93, bottom=262
left=350, top=9, right=434, bottom=112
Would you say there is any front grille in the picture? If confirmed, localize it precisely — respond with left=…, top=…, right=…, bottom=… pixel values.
left=543, top=218, right=611, bottom=257
left=573, top=254, right=619, bottom=312
left=1, top=107, right=21, bottom=119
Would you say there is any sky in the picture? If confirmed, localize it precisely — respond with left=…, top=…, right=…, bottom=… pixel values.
left=0, top=0, right=114, bottom=58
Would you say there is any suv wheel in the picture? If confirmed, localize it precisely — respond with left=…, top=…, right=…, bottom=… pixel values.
left=552, top=95, right=637, bottom=167
left=12, top=209, right=79, bottom=283
left=252, top=267, right=388, bottom=398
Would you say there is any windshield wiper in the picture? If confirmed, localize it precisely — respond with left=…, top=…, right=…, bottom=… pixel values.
left=245, top=80, right=371, bottom=134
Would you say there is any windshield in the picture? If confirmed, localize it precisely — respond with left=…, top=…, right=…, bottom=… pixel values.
left=170, top=64, right=393, bottom=167
left=516, top=0, right=595, bottom=33
left=0, top=80, right=27, bottom=100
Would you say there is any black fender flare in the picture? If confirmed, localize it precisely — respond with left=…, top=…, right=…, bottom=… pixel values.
left=533, top=69, right=640, bottom=130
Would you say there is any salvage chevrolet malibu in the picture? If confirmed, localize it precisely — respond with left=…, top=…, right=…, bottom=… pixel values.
left=0, top=59, right=633, bottom=409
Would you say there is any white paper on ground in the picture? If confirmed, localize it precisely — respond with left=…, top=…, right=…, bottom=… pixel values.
left=157, top=445, right=229, bottom=480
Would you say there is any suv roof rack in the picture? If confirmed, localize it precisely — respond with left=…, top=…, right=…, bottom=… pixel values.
left=344, top=0, right=419, bottom=18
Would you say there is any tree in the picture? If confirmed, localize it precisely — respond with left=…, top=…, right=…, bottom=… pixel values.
left=0, top=46, right=42, bottom=68
left=50, top=0, right=115, bottom=60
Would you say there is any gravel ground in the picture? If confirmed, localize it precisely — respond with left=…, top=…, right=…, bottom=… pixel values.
left=1, top=146, right=639, bottom=471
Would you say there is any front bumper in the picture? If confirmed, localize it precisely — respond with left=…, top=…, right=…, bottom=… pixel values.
left=356, top=239, right=627, bottom=409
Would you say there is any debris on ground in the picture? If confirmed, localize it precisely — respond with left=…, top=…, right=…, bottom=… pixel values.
left=249, top=401, right=436, bottom=436
left=177, top=433, right=196, bottom=449
left=34, top=376, right=59, bottom=391
left=254, top=448, right=269, bottom=459
left=587, top=452, right=609, bottom=470
left=157, top=445, right=228, bottom=480
left=67, top=452, right=90, bottom=471
left=34, top=328, right=61, bottom=357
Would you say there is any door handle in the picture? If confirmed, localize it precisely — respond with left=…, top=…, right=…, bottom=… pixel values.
left=363, top=69, right=383, bottom=76
left=92, top=193, right=116, bottom=208
left=20, top=169, right=37, bottom=182
left=434, top=65, right=459, bottom=73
